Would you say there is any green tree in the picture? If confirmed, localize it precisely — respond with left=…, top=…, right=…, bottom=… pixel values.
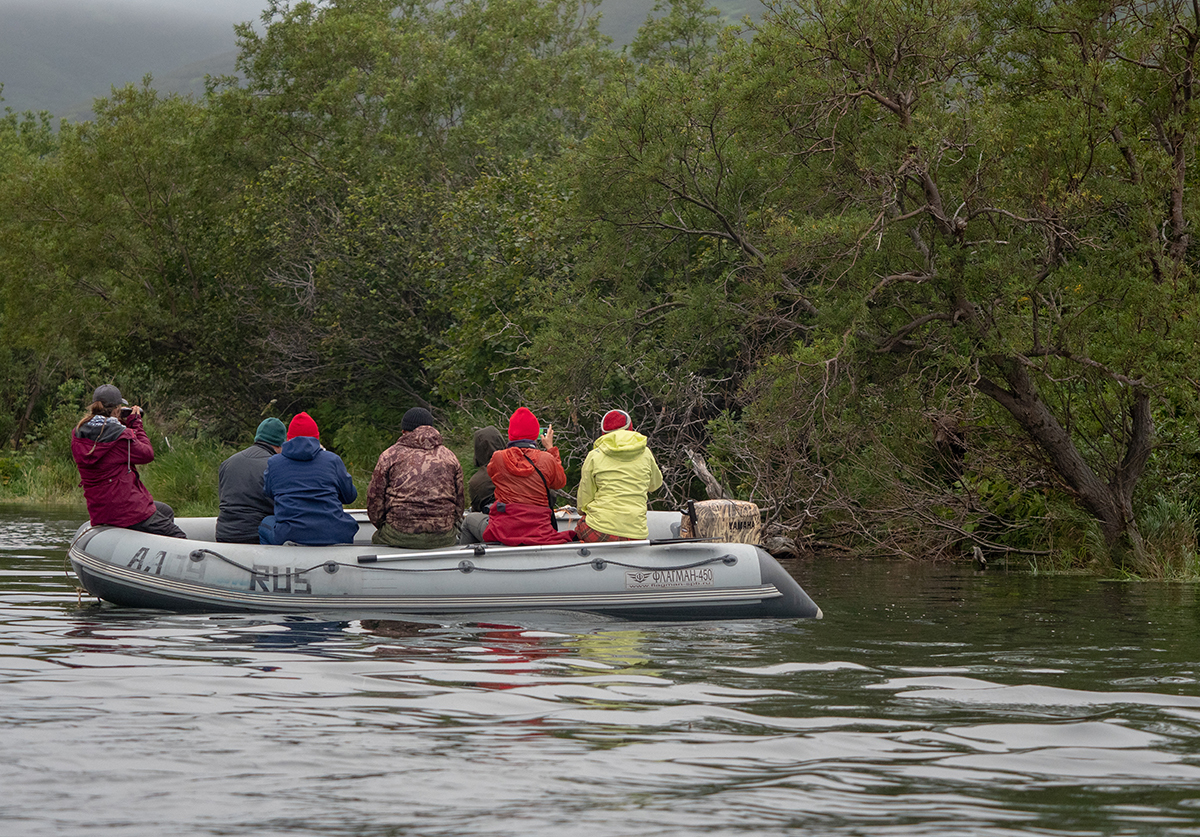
left=209, top=0, right=617, bottom=415
left=629, top=0, right=724, bottom=71
left=561, top=0, right=1200, bottom=562
left=0, top=81, right=272, bottom=439
left=0, top=104, right=60, bottom=446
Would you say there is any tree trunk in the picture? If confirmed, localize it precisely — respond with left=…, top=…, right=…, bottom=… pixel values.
left=974, top=359, right=1150, bottom=555
left=12, top=371, right=45, bottom=451
left=684, top=448, right=732, bottom=500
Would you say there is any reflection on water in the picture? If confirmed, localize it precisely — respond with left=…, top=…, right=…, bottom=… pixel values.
left=3, top=506, right=1200, bottom=836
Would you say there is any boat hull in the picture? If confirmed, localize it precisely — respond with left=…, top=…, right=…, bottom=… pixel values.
left=68, top=513, right=821, bottom=621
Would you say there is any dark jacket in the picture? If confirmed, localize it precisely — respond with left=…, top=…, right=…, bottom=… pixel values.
left=468, top=426, right=505, bottom=512
left=262, top=436, right=359, bottom=545
left=367, top=425, right=464, bottom=535
left=71, top=413, right=157, bottom=527
left=216, top=441, right=277, bottom=543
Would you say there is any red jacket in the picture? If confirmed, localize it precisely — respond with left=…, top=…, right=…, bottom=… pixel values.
left=487, top=445, right=566, bottom=505
left=483, top=444, right=571, bottom=545
left=71, top=414, right=157, bottom=527
left=482, top=501, right=574, bottom=546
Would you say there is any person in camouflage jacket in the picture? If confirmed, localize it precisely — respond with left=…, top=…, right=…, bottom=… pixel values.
left=367, top=407, right=464, bottom=548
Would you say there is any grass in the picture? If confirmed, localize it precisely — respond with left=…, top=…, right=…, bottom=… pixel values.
left=0, top=409, right=483, bottom=517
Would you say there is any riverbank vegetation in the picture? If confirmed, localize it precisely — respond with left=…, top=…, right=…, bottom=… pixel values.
left=3, top=0, right=1200, bottom=577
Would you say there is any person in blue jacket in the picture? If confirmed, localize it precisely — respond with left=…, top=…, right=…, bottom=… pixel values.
left=258, top=412, right=359, bottom=545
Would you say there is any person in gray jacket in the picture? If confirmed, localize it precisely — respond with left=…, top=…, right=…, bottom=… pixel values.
left=216, top=417, right=287, bottom=543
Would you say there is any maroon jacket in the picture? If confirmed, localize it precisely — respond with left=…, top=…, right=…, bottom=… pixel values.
left=71, top=413, right=157, bottom=527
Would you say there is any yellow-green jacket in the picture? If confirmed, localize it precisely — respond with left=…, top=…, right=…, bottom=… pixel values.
left=577, top=429, right=663, bottom=539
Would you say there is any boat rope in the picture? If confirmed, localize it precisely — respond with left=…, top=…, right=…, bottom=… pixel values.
left=67, top=525, right=98, bottom=599
left=354, top=555, right=738, bottom=574
left=185, top=547, right=737, bottom=577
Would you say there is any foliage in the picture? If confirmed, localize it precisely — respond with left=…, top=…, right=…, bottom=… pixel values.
left=2, top=0, right=1200, bottom=576
left=556, top=0, right=1200, bottom=573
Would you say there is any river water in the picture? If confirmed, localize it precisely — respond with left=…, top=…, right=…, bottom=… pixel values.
left=4, top=506, right=1200, bottom=836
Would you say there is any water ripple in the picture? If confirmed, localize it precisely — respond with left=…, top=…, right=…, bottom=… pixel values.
left=4, top=512, right=1200, bottom=835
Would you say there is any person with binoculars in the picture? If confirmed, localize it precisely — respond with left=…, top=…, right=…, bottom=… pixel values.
left=71, top=384, right=186, bottom=538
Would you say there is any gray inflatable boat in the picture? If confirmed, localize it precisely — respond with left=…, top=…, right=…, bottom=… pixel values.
left=68, top=511, right=821, bottom=620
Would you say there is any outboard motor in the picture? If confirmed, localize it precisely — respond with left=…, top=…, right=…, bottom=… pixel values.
left=680, top=499, right=763, bottom=544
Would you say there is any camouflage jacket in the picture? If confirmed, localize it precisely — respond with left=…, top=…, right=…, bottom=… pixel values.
left=367, top=426, right=464, bottom=535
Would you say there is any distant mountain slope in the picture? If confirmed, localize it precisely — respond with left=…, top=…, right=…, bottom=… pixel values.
left=0, top=0, right=763, bottom=122
left=0, top=0, right=252, bottom=118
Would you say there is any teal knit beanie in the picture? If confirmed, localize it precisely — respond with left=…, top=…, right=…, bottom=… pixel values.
left=255, top=417, right=287, bottom=447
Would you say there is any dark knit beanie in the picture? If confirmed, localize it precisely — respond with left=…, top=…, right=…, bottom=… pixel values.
left=402, top=407, right=435, bottom=432
left=255, top=417, right=287, bottom=446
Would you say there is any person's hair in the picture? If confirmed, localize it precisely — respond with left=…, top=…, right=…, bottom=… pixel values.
left=75, top=400, right=117, bottom=431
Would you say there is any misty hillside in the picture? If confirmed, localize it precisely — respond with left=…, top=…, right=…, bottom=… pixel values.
left=0, top=0, right=762, bottom=122
left=0, top=0, right=254, bottom=119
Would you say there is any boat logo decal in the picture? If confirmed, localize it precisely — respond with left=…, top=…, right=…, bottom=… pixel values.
left=127, top=547, right=169, bottom=576
left=625, top=567, right=715, bottom=590
left=250, top=565, right=313, bottom=594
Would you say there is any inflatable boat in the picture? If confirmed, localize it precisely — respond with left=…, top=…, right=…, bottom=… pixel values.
left=67, top=511, right=821, bottom=621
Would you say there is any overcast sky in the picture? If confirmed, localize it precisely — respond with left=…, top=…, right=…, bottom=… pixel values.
left=0, top=0, right=270, bottom=15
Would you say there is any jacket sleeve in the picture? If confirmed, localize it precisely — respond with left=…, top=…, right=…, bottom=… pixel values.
left=576, top=451, right=596, bottom=514
left=454, top=457, right=465, bottom=513
left=366, top=454, right=388, bottom=526
left=543, top=447, right=567, bottom=490
left=261, top=460, right=274, bottom=500
left=647, top=450, right=664, bottom=493
left=125, top=418, right=156, bottom=465
left=335, top=455, right=358, bottom=505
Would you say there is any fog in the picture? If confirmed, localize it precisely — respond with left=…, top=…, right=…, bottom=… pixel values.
left=0, top=0, right=270, bottom=19
left=0, top=0, right=745, bottom=120
left=0, top=0, right=273, bottom=117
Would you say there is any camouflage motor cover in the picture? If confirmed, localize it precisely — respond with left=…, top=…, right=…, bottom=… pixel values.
left=679, top=499, right=763, bottom=544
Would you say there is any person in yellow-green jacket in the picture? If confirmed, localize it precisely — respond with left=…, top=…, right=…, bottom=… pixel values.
left=574, top=409, right=663, bottom=542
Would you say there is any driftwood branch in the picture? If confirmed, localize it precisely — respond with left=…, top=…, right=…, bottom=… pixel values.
left=684, top=448, right=731, bottom=500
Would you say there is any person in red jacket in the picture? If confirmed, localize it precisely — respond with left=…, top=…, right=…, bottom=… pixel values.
left=71, top=384, right=185, bottom=538
left=481, top=407, right=575, bottom=545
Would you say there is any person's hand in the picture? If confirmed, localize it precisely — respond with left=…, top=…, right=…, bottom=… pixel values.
left=130, top=405, right=143, bottom=417
left=542, top=424, right=554, bottom=449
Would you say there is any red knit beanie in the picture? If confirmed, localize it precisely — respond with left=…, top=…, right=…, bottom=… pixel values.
left=508, top=407, right=540, bottom=441
left=287, top=411, right=320, bottom=440
left=602, top=409, right=632, bottom=433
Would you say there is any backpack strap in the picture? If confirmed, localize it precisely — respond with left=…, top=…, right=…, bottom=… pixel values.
left=518, top=451, right=558, bottom=531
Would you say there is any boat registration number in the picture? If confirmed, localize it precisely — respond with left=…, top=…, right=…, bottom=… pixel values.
left=625, top=568, right=715, bottom=589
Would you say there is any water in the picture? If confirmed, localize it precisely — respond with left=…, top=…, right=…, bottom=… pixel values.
left=4, top=505, right=1200, bottom=836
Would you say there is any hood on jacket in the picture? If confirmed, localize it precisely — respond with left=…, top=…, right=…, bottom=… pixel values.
left=282, top=435, right=322, bottom=461
left=473, top=426, right=505, bottom=466
left=72, top=416, right=135, bottom=467
left=594, top=428, right=648, bottom=458
left=399, top=424, right=444, bottom=450
left=75, top=415, right=128, bottom=444
left=496, top=446, right=545, bottom=476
